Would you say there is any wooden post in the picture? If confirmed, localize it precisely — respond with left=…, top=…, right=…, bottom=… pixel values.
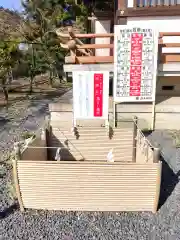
left=153, top=147, right=160, bottom=163
left=113, top=101, right=116, bottom=128
left=133, top=0, right=137, bottom=8
left=118, top=0, right=126, bottom=10
left=45, top=115, right=51, bottom=160
left=153, top=162, right=162, bottom=213
left=151, top=100, right=156, bottom=130
left=13, top=142, right=24, bottom=212
left=132, top=116, right=138, bottom=162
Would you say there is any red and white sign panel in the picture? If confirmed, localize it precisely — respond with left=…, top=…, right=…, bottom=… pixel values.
left=94, top=73, right=103, bottom=117
left=73, top=71, right=109, bottom=119
left=114, top=26, right=158, bottom=102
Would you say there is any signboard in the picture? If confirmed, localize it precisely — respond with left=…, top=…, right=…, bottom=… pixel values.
left=72, top=71, right=109, bottom=119
left=114, top=26, right=159, bottom=102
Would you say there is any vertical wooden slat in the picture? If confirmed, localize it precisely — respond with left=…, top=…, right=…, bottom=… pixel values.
left=13, top=143, right=25, bottom=212
left=159, top=0, right=165, bottom=6
left=118, top=0, right=126, bottom=9
left=133, top=0, right=138, bottom=8
left=132, top=116, right=138, bottom=162
left=153, top=148, right=160, bottom=163
left=153, top=162, right=162, bottom=213
left=139, top=0, right=144, bottom=7
left=146, top=0, right=151, bottom=7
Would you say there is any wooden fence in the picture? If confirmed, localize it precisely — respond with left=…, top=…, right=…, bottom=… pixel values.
left=14, top=160, right=162, bottom=213
left=57, top=29, right=180, bottom=64
left=12, top=114, right=162, bottom=213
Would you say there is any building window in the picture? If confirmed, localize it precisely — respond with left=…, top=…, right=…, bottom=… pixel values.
left=162, top=86, right=174, bottom=91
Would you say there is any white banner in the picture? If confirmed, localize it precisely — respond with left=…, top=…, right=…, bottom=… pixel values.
left=73, top=71, right=109, bottom=119
left=114, top=26, right=159, bottom=102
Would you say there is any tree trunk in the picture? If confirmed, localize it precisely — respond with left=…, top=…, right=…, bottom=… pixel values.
left=1, top=78, right=8, bottom=105
left=49, top=69, right=53, bottom=87
left=2, top=87, right=8, bottom=105
left=29, top=74, right=34, bottom=94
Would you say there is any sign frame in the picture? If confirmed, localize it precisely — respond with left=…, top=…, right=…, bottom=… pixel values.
left=72, top=71, right=109, bottom=123
left=113, top=25, right=159, bottom=103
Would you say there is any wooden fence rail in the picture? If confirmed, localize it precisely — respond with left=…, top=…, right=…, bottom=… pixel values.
left=134, top=0, right=180, bottom=7
left=57, top=29, right=180, bottom=64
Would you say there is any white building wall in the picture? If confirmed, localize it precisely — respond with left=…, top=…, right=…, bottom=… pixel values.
left=127, top=16, right=180, bottom=53
left=95, top=20, right=111, bottom=56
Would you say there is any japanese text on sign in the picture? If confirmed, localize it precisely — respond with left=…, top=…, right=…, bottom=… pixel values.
left=94, top=74, right=103, bottom=117
left=73, top=71, right=109, bottom=120
left=114, top=26, right=158, bottom=102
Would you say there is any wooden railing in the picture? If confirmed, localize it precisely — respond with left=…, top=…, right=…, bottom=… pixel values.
left=134, top=0, right=180, bottom=7
left=117, top=0, right=180, bottom=17
left=57, top=29, right=180, bottom=64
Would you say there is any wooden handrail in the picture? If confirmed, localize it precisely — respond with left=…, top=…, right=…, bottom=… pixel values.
left=57, top=30, right=180, bottom=39
left=58, top=28, right=180, bottom=64
left=63, top=42, right=180, bottom=50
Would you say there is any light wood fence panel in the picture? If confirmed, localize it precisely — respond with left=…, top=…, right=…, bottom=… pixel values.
left=16, top=161, right=162, bottom=213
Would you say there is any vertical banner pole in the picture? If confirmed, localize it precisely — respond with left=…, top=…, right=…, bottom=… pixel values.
left=113, top=101, right=116, bottom=128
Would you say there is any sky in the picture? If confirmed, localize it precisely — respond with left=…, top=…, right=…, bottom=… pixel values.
left=0, top=0, right=22, bottom=11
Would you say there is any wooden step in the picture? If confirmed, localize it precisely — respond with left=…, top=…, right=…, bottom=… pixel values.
left=50, top=150, right=132, bottom=162
left=51, top=130, right=133, bottom=137
left=51, top=127, right=133, bottom=133
left=50, top=137, right=133, bottom=144
left=66, top=147, right=133, bottom=155
left=50, top=140, right=133, bottom=149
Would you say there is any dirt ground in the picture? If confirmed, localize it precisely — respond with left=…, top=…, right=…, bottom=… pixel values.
left=0, top=75, right=72, bottom=107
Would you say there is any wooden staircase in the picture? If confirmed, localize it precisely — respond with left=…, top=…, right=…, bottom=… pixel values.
left=50, top=125, right=134, bottom=162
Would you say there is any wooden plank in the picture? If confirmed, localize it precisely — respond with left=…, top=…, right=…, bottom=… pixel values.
left=153, top=162, right=162, bottom=213
left=161, top=54, right=180, bottom=62
left=77, top=44, right=114, bottom=49
left=160, top=43, right=180, bottom=47
left=160, top=32, right=180, bottom=37
left=118, top=0, right=126, bottom=10
left=65, top=56, right=113, bottom=64
left=139, top=0, right=144, bottom=7
left=62, top=42, right=180, bottom=51
left=64, top=63, right=180, bottom=74
left=65, top=54, right=180, bottom=64
left=58, top=31, right=180, bottom=41
left=17, top=161, right=161, bottom=212
left=57, top=32, right=114, bottom=39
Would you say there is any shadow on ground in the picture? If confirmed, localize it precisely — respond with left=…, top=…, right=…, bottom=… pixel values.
left=158, top=155, right=180, bottom=210
left=0, top=203, right=18, bottom=219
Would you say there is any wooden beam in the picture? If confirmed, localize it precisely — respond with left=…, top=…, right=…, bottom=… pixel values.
left=57, top=31, right=114, bottom=39
left=160, top=43, right=180, bottom=47
left=76, top=44, right=114, bottom=49
left=161, top=54, right=180, bottom=63
left=65, top=56, right=113, bottom=64
left=62, top=42, right=180, bottom=50
left=57, top=30, right=180, bottom=41
left=116, top=5, right=180, bottom=17
left=65, top=54, right=180, bottom=64
left=118, top=0, right=126, bottom=10
left=160, top=32, right=180, bottom=37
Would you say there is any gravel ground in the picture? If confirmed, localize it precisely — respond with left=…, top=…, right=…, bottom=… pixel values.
left=1, top=93, right=180, bottom=239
